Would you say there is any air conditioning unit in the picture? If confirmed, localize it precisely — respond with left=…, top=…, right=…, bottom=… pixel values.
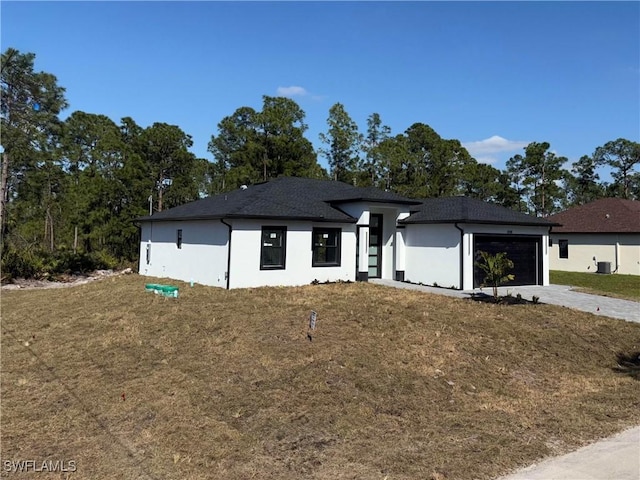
left=596, top=262, right=612, bottom=274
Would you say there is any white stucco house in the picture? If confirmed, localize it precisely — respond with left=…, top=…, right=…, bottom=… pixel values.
left=137, top=177, right=555, bottom=290
left=548, top=198, right=640, bottom=275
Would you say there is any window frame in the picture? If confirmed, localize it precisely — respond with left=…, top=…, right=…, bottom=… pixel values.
left=558, top=239, right=569, bottom=259
left=177, top=229, right=183, bottom=249
left=312, top=227, right=342, bottom=267
left=260, top=226, right=287, bottom=270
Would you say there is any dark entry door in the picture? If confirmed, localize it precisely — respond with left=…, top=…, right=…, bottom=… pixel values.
left=368, top=214, right=383, bottom=278
left=473, top=235, right=541, bottom=288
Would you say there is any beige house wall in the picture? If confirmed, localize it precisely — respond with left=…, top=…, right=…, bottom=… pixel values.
left=549, top=233, right=640, bottom=276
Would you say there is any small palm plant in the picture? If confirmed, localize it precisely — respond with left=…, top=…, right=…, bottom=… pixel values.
left=475, top=251, right=515, bottom=301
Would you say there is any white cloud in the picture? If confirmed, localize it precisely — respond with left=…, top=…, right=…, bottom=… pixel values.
left=462, top=135, right=529, bottom=165
left=276, top=85, right=308, bottom=97
left=474, top=156, right=499, bottom=165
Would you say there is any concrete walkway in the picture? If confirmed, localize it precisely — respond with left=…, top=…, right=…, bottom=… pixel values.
left=371, top=279, right=640, bottom=479
left=370, top=279, right=640, bottom=323
left=498, top=426, right=640, bottom=480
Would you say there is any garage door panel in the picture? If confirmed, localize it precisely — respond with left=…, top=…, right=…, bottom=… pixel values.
left=474, top=236, right=541, bottom=288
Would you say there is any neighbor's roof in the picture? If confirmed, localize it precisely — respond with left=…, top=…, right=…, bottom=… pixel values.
left=548, top=198, right=640, bottom=233
left=138, top=176, right=421, bottom=223
left=400, top=196, right=556, bottom=227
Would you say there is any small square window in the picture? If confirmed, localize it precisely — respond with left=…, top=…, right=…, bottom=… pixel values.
left=177, top=229, right=183, bottom=249
left=558, top=239, right=568, bottom=259
left=312, top=228, right=341, bottom=267
left=261, top=227, right=286, bottom=269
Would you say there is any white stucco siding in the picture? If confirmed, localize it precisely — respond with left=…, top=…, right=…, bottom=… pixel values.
left=228, top=220, right=357, bottom=289
left=395, top=212, right=411, bottom=278
left=339, top=202, right=370, bottom=277
left=339, top=202, right=370, bottom=225
left=357, top=225, right=369, bottom=277
left=465, top=224, right=551, bottom=238
left=395, top=228, right=406, bottom=275
left=550, top=233, right=640, bottom=275
left=460, top=230, right=474, bottom=290
left=405, top=224, right=462, bottom=289
left=138, top=220, right=229, bottom=287
left=404, top=223, right=551, bottom=290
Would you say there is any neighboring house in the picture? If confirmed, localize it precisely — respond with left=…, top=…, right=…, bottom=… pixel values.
left=137, top=177, right=555, bottom=290
left=548, top=198, right=640, bottom=276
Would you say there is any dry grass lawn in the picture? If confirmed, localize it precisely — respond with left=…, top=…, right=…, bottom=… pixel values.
left=2, top=275, right=639, bottom=479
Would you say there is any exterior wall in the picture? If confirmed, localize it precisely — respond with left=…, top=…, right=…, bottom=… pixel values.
left=138, top=220, right=229, bottom=287
left=395, top=213, right=411, bottom=279
left=549, top=233, right=640, bottom=276
left=339, top=202, right=370, bottom=226
left=405, top=224, right=462, bottom=289
left=341, top=203, right=370, bottom=280
left=228, top=219, right=357, bottom=289
left=137, top=202, right=411, bottom=290
left=462, top=224, right=551, bottom=289
left=395, top=227, right=407, bottom=279
left=404, top=223, right=551, bottom=290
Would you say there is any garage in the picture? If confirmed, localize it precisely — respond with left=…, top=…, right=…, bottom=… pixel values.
left=400, top=196, right=555, bottom=290
left=473, top=235, right=543, bottom=288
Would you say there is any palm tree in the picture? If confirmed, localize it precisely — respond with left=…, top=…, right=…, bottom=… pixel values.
left=475, top=251, right=515, bottom=301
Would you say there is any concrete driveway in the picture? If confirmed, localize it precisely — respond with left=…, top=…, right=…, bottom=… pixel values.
left=371, top=280, right=640, bottom=323
left=497, top=426, right=640, bottom=480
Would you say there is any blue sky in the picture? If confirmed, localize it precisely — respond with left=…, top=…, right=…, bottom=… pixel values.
left=2, top=1, right=638, bottom=174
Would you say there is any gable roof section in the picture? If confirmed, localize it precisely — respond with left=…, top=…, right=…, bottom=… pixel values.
left=548, top=198, right=640, bottom=233
left=401, top=196, right=556, bottom=226
left=138, top=177, right=420, bottom=223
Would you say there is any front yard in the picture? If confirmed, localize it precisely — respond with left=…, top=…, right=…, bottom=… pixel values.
left=550, top=270, right=640, bottom=301
left=2, top=275, right=639, bottom=479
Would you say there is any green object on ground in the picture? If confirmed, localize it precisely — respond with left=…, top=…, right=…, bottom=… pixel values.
left=144, top=284, right=179, bottom=298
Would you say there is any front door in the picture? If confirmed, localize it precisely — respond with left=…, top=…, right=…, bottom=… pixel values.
left=368, top=214, right=383, bottom=278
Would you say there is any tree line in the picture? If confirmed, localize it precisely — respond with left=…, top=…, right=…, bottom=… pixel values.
left=209, top=94, right=639, bottom=215
left=1, top=48, right=638, bottom=279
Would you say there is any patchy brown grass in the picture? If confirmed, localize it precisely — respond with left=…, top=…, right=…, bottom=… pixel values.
left=2, top=275, right=639, bottom=480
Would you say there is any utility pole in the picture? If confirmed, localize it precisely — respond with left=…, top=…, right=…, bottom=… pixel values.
left=155, top=171, right=172, bottom=213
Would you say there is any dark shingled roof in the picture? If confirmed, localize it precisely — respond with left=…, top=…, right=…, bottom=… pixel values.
left=548, top=198, right=640, bottom=233
left=138, top=177, right=421, bottom=223
left=400, top=196, right=556, bottom=226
